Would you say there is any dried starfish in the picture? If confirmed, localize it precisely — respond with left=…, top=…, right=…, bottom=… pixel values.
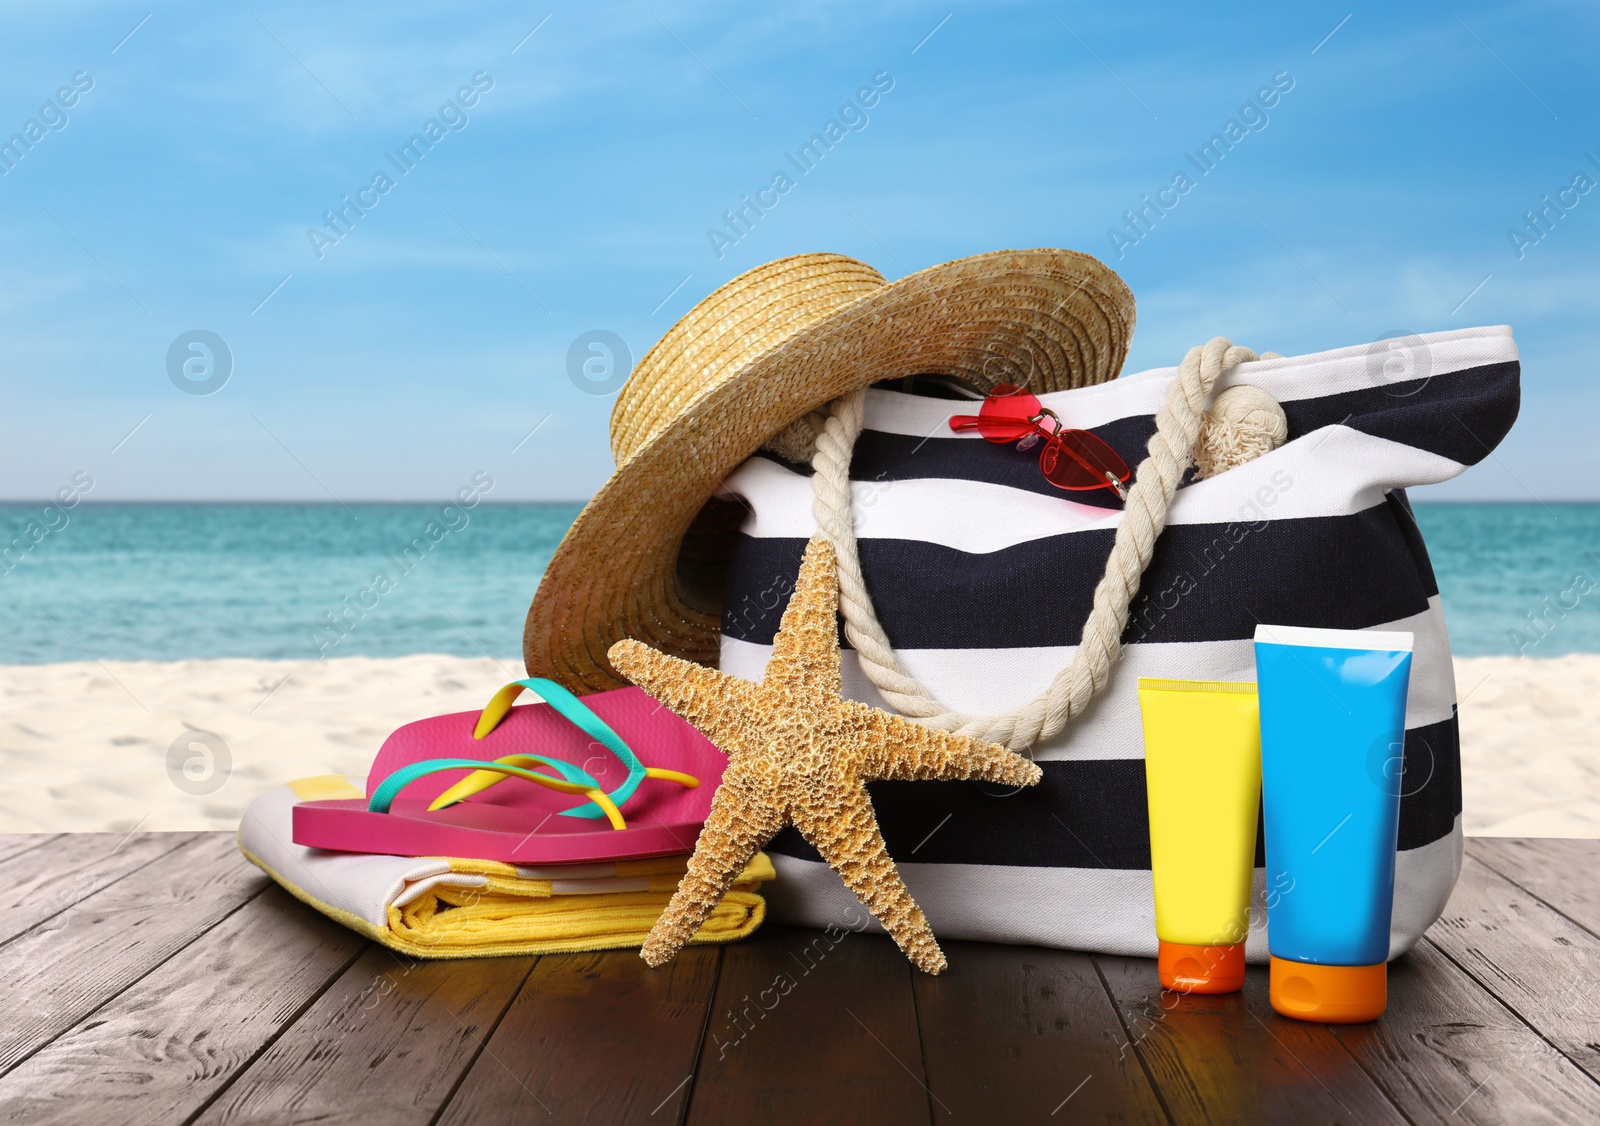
left=609, top=535, right=1042, bottom=974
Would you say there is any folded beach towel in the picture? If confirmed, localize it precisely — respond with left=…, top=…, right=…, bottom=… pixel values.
left=239, top=775, right=772, bottom=959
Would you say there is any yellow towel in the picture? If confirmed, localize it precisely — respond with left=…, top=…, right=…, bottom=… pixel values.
left=238, top=775, right=773, bottom=960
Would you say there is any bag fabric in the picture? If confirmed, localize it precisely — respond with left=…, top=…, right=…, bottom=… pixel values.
left=715, top=325, right=1519, bottom=960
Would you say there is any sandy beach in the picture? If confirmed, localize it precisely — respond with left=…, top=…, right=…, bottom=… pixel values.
left=1, top=653, right=1595, bottom=837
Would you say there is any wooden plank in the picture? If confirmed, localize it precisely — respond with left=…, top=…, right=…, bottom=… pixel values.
left=1329, top=937, right=1600, bottom=1123
left=1427, top=852, right=1600, bottom=1084
left=436, top=945, right=720, bottom=1125
left=1467, top=837, right=1600, bottom=937
left=0, top=830, right=197, bottom=946
left=0, top=832, right=268, bottom=1074
left=685, top=924, right=930, bottom=1126
left=195, top=947, right=534, bottom=1125
left=0, top=833, right=59, bottom=866
left=0, top=884, right=365, bottom=1124
left=1094, top=954, right=1409, bottom=1124
left=913, top=940, right=1167, bottom=1123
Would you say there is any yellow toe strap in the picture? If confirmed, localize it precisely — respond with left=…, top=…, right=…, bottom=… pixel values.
left=426, top=757, right=627, bottom=830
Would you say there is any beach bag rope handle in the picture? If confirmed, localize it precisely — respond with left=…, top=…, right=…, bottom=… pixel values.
left=811, top=336, right=1276, bottom=752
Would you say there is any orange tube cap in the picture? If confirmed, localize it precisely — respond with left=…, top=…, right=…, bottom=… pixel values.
left=1269, top=956, right=1386, bottom=1023
left=1158, top=940, right=1246, bottom=993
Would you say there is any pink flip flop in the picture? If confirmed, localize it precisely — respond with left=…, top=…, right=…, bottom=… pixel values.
left=291, top=678, right=724, bottom=863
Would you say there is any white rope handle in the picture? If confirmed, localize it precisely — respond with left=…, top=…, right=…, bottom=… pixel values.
left=812, top=337, right=1270, bottom=751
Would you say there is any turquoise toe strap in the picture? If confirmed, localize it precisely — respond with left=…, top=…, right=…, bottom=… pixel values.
left=472, top=678, right=648, bottom=820
left=369, top=678, right=647, bottom=821
left=368, top=751, right=600, bottom=814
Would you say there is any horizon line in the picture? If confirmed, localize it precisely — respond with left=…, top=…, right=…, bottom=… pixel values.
left=0, top=497, right=591, bottom=506
left=0, top=496, right=1590, bottom=506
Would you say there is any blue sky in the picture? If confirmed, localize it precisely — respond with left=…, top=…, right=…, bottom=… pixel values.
left=1, top=0, right=1595, bottom=502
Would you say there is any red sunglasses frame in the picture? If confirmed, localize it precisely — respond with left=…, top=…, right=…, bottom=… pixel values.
left=948, top=385, right=1131, bottom=501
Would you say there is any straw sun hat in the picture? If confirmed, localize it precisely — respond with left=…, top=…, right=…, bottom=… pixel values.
left=524, top=249, right=1136, bottom=693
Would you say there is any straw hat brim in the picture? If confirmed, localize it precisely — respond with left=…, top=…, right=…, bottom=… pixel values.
left=524, top=249, right=1135, bottom=693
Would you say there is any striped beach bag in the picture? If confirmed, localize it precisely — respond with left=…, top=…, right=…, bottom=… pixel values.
left=716, top=326, right=1519, bottom=960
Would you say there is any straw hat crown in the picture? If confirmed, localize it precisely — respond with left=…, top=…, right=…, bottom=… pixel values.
left=529, top=248, right=1137, bottom=692
left=610, top=254, right=887, bottom=465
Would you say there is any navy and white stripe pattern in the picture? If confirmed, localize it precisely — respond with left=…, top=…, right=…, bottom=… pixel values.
left=717, top=326, right=1519, bottom=960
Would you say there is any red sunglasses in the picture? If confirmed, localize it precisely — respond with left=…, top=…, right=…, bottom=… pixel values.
left=949, top=385, right=1131, bottom=501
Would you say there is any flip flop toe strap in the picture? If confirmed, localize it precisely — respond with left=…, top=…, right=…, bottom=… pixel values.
left=471, top=678, right=648, bottom=820
left=365, top=679, right=699, bottom=826
left=367, top=756, right=628, bottom=829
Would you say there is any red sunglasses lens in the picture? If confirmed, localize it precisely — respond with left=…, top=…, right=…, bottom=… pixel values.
left=966, top=384, right=1042, bottom=443
left=1038, top=430, right=1131, bottom=490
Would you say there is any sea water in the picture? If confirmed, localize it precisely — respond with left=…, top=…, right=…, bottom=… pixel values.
left=0, top=501, right=1596, bottom=664
left=0, top=502, right=580, bottom=664
left=1412, top=502, right=1600, bottom=659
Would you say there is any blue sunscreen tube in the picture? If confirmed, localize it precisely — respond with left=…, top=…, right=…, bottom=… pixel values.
left=1254, top=624, right=1413, bottom=1023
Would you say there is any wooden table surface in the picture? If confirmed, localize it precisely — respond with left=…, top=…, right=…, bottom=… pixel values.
left=0, top=833, right=1594, bottom=1124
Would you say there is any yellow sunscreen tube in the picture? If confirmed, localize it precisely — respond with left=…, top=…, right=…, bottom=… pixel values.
left=1137, top=678, right=1261, bottom=993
